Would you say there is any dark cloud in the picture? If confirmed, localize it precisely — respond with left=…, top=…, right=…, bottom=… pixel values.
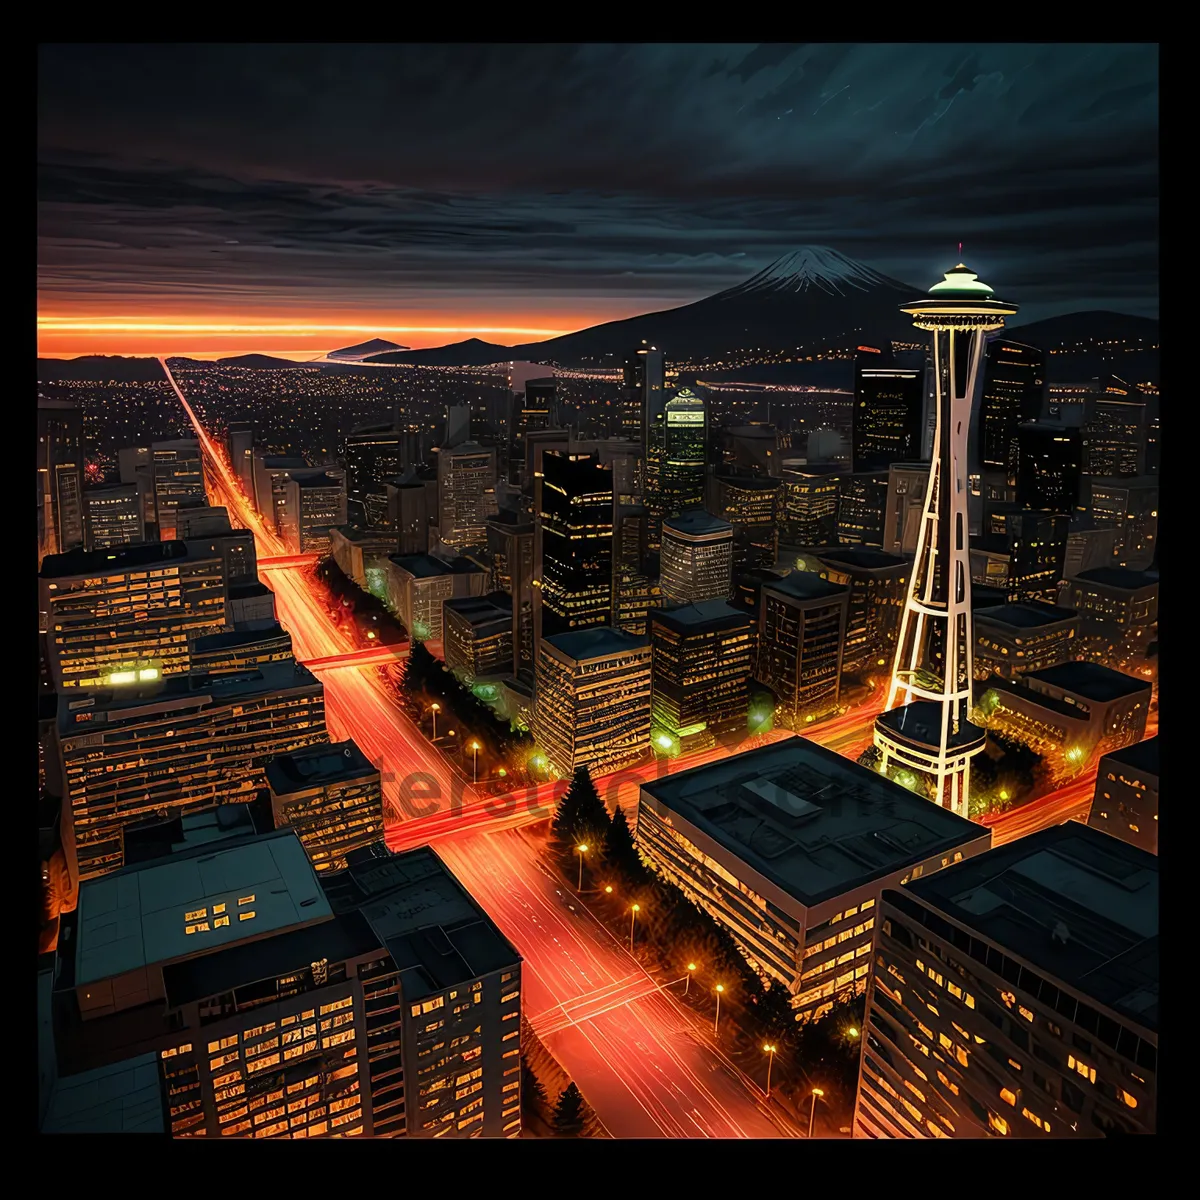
left=37, top=43, right=1158, bottom=323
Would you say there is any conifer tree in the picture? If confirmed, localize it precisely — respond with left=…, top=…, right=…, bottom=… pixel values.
left=553, top=1082, right=585, bottom=1133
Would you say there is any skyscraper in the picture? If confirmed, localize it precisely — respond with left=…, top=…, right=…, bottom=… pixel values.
left=284, top=472, right=348, bottom=554
left=226, top=421, right=255, bottom=496
left=1016, top=422, right=1082, bottom=513
left=622, top=345, right=665, bottom=443
left=538, top=450, right=613, bottom=639
left=487, top=511, right=535, bottom=672
left=883, top=463, right=931, bottom=559
left=437, top=443, right=497, bottom=551
left=978, top=339, right=1045, bottom=478
left=1081, top=381, right=1147, bottom=477
left=876, top=263, right=1018, bottom=818
left=344, top=424, right=404, bottom=526
left=659, top=511, right=734, bottom=604
left=511, top=377, right=556, bottom=482
left=84, top=483, right=144, bottom=549
left=836, top=470, right=889, bottom=547
left=852, top=355, right=925, bottom=472
left=779, top=464, right=841, bottom=546
left=151, top=439, right=207, bottom=540
left=646, top=386, right=706, bottom=542
left=37, top=397, right=85, bottom=560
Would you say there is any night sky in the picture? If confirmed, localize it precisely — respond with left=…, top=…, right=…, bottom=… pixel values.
left=38, top=43, right=1159, bottom=357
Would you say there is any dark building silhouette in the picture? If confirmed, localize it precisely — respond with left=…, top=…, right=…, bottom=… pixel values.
left=978, top=339, right=1045, bottom=479
left=1016, top=422, right=1082, bottom=514
left=852, top=354, right=924, bottom=472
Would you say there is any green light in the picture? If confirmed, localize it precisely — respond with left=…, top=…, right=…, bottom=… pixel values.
left=929, top=264, right=995, bottom=296
left=412, top=620, right=431, bottom=642
left=895, top=769, right=918, bottom=791
left=656, top=734, right=673, bottom=749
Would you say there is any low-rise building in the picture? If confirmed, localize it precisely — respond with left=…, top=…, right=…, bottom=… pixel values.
left=84, top=483, right=144, bottom=550
left=855, top=824, right=1158, bottom=1138
left=330, top=525, right=399, bottom=589
left=189, top=623, right=295, bottom=677
left=1088, top=736, right=1159, bottom=855
left=285, top=472, right=348, bottom=554
left=1058, top=567, right=1158, bottom=669
left=973, top=602, right=1081, bottom=681
left=443, top=593, right=514, bottom=680
left=265, top=740, right=386, bottom=872
left=227, top=581, right=276, bottom=629
left=384, top=553, right=488, bottom=642
left=635, top=739, right=991, bottom=1020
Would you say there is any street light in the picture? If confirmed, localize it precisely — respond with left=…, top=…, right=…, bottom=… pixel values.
left=430, top=702, right=440, bottom=741
left=847, top=1026, right=859, bottom=1039
left=604, top=885, right=613, bottom=896
left=576, top=843, right=589, bottom=890
left=685, top=962, right=697, bottom=996
left=714, top=984, right=725, bottom=1036
left=629, top=904, right=640, bottom=952
left=808, top=1087, right=824, bottom=1138
left=763, top=1044, right=777, bottom=1098
left=471, top=740, right=481, bottom=784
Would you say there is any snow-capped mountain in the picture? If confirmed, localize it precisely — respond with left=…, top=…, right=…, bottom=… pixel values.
left=720, top=246, right=913, bottom=299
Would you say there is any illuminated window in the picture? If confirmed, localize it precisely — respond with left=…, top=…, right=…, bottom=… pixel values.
left=1118, top=1090, right=1138, bottom=1109
left=937, top=1070, right=959, bottom=1096
left=988, top=1112, right=1009, bottom=1136
left=238, top=895, right=255, bottom=906
left=239, top=911, right=256, bottom=921
left=999, top=1088, right=1017, bottom=1106
left=1018, top=1006, right=1034, bottom=1023
left=214, top=916, right=230, bottom=928
left=1068, top=1055, right=1097, bottom=1084
left=185, top=908, right=208, bottom=922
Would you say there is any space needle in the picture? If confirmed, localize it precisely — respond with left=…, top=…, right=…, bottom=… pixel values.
left=873, top=262, right=1018, bottom=818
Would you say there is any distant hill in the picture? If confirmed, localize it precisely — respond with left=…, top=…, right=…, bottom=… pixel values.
left=365, top=337, right=529, bottom=367
left=198, top=353, right=313, bottom=369
left=37, top=355, right=166, bottom=382
left=327, top=337, right=408, bottom=361
left=1004, top=310, right=1159, bottom=349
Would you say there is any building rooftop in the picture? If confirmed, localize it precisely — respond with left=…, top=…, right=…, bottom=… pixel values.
left=901, top=823, right=1158, bottom=1032
left=714, top=473, right=781, bottom=493
left=57, top=660, right=320, bottom=736
left=1073, top=566, right=1159, bottom=591
left=261, top=455, right=307, bottom=469
left=1029, top=661, right=1150, bottom=702
left=444, top=593, right=513, bottom=629
left=810, top=545, right=908, bottom=573
left=1084, top=474, right=1158, bottom=491
left=322, top=844, right=521, bottom=1000
left=266, top=740, right=378, bottom=796
left=39, top=539, right=195, bottom=580
left=190, top=622, right=290, bottom=654
left=765, top=571, right=847, bottom=603
left=332, top=524, right=400, bottom=545
left=229, top=580, right=272, bottom=599
left=74, top=829, right=330, bottom=989
left=1102, top=736, right=1158, bottom=778
left=975, top=602, right=1078, bottom=630
left=663, top=510, right=734, bottom=539
left=641, top=737, right=987, bottom=908
left=121, top=801, right=274, bottom=867
left=293, top=471, right=344, bottom=490
left=654, top=599, right=754, bottom=634
left=971, top=584, right=1009, bottom=610
left=390, top=553, right=482, bottom=579
left=41, top=1051, right=165, bottom=1134
left=543, top=626, right=649, bottom=662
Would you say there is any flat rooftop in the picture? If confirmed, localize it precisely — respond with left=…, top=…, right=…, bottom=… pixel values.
left=1029, top=661, right=1150, bottom=702
left=390, top=553, right=481, bottom=579
left=901, top=823, right=1158, bottom=1032
left=190, top=622, right=290, bottom=653
left=764, top=571, right=847, bottom=603
left=444, top=593, right=513, bottom=628
left=975, top=602, right=1078, bottom=630
left=261, top=456, right=307, bottom=469
left=811, top=545, right=907, bottom=572
left=1074, top=566, right=1159, bottom=591
left=266, top=740, right=378, bottom=795
left=40, top=539, right=193, bottom=579
left=230, top=580, right=272, bottom=598
left=322, top=844, right=521, bottom=1000
left=641, top=737, right=987, bottom=908
left=714, top=474, right=781, bottom=491
left=75, top=829, right=330, bottom=988
left=663, top=510, right=734, bottom=538
left=654, top=599, right=754, bottom=633
left=544, top=626, right=649, bottom=662
left=41, top=1052, right=165, bottom=1134
left=332, top=524, right=400, bottom=545
left=1102, top=736, right=1159, bottom=778
left=294, top=472, right=344, bottom=490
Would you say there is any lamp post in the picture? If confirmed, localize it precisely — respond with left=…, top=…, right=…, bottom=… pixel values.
left=763, top=1044, right=777, bottom=1098
left=576, top=843, right=589, bottom=890
left=714, top=984, right=724, bottom=1036
left=471, top=740, right=481, bottom=784
left=629, top=904, right=640, bottom=952
left=430, top=702, right=440, bottom=741
left=685, top=962, right=696, bottom=996
left=808, top=1087, right=824, bottom=1138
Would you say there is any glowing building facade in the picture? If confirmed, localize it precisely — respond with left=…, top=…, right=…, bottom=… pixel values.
left=853, top=358, right=925, bottom=472
left=38, top=398, right=86, bottom=561
left=876, top=265, right=1018, bottom=819
left=151, top=440, right=207, bottom=541
left=646, top=387, right=707, bottom=543
left=978, top=339, right=1045, bottom=480
left=437, top=443, right=497, bottom=551
left=660, top=510, right=734, bottom=604
left=84, top=483, right=144, bottom=550
left=1087, top=736, right=1158, bottom=855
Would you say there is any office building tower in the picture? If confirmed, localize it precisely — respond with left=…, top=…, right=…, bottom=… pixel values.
left=486, top=512, right=535, bottom=672
left=650, top=600, right=754, bottom=752
left=534, top=628, right=651, bottom=776
left=635, top=739, right=990, bottom=1021
left=442, top=403, right=472, bottom=451
left=614, top=569, right=662, bottom=636
left=779, top=464, right=841, bottom=546
left=1058, top=566, right=1158, bottom=669
left=39, top=541, right=227, bottom=690
left=384, top=554, right=488, bottom=643
left=387, top=471, right=436, bottom=555
left=1016, top=423, right=1082, bottom=514
left=1081, top=382, right=1147, bottom=477
left=38, top=397, right=85, bottom=559
left=538, top=450, right=613, bottom=639
left=330, top=526, right=399, bottom=590
left=1088, top=737, right=1158, bottom=855
left=973, top=506, right=1069, bottom=603
left=978, top=339, right=1045, bottom=479
left=795, top=546, right=908, bottom=675
left=437, top=443, right=497, bottom=551
left=84, top=483, right=144, bottom=550
left=444, top=594, right=514, bottom=680
left=758, top=572, right=849, bottom=724
left=980, top=661, right=1150, bottom=760
left=50, top=825, right=522, bottom=1139
left=646, top=386, right=706, bottom=542
left=265, top=740, right=386, bottom=872
left=837, top=470, right=889, bottom=547
left=183, top=528, right=257, bottom=589
left=853, top=356, right=925, bottom=471
left=189, top=623, right=295, bottom=677
left=1063, top=520, right=1120, bottom=579
left=284, top=472, right=348, bottom=554
left=615, top=506, right=648, bottom=572
left=660, top=511, right=734, bottom=604
left=876, top=264, right=1018, bottom=819
left=883, top=463, right=931, bottom=559
left=721, top=425, right=780, bottom=476
left=1079, top=477, right=1158, bottom=570
left=227, top=581, right=276, bottom=630
left=973, top=602, right=1080, bottom=681
left=152, top=440, right=206, bottom=541
left=511, top=378, right=556, bottom=480
left=58, top=660, right=327, bottom=881
left=344, top=425, right=404, bottom=527
left=855, top=824, right=1157, bottom=1138
left=253, top=454, right=307, bottom=533
left=172, top=499, right=230, bottom=541
left=622, top=344, right=665, bottom=443
left=707, top=474, right=780, bottom=569
left=226, top=421, right=255, bottom=496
